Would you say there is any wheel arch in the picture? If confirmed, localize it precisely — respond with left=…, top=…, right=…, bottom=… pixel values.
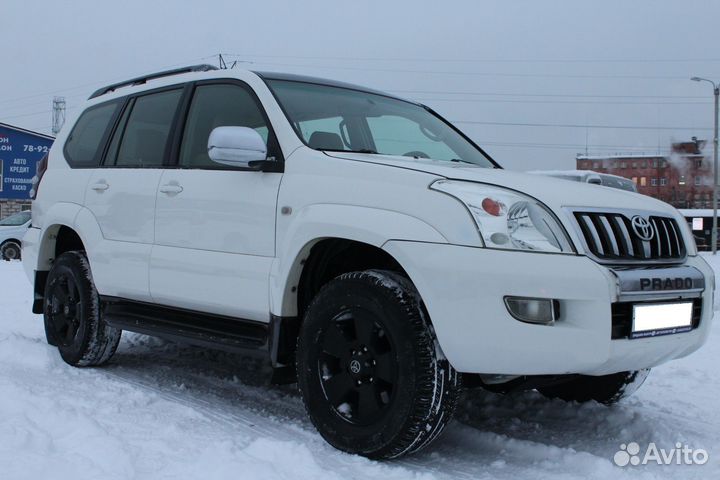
left=0, top=238, right=21, bottom=247
left=36, top=224, right=87, bottom=271
left=270, top=204, right=447, bottom=319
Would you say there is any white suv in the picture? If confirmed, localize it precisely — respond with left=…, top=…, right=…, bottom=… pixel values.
left=22, top=65, right=714, bottom=459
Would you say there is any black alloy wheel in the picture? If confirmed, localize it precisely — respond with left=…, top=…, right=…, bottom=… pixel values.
left=43, top=251, right=121, bottom=366
left=297, top=270, right=460, bottom=459
left=46, top=270, right=83, bottom=347
left=318, top=306, right=397, bottom=425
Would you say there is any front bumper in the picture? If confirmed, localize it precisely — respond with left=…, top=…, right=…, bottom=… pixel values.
left=383, top=241, right=714, bottom=375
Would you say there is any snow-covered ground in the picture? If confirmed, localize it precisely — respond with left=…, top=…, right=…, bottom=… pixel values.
left=1, top=258, right=718, bottom=480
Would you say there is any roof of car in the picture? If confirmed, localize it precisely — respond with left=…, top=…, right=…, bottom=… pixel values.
left=87, top=65, right=416, bottom=107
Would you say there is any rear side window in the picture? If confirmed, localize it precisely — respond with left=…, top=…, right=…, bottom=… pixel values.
left=106, top=89, right=182, bottom=167
left=64, top=101, right=120, bottom=167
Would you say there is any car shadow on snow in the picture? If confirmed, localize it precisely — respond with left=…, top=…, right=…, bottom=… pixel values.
left=104, top=333, right=666, bottom=469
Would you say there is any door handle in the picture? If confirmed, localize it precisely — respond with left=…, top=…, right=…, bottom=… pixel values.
left=159, top=184, right=183, bottom=195
left=90, top=181, right=109, bottom=191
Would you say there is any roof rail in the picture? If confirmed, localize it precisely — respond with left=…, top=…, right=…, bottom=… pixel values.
left=88, top=64, right=219, bottom=99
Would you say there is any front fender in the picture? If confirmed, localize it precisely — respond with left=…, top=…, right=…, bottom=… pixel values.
left=270, top=204, right=448, bottom=316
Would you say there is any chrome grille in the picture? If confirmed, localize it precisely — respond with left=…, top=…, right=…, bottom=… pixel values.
left=573, top=211, right=686, bottom=262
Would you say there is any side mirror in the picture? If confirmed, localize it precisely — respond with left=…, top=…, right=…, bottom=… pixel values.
left=207, top=126, right=267, bottom=167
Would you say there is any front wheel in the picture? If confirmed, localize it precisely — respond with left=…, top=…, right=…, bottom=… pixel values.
left=538, top=370, right=650, bottom=404
left=296, top=270, right=460, bottom=459
left=43, top=251, right=122, bottom=366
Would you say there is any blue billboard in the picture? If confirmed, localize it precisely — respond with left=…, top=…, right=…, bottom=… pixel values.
left=0, top=123, right=54, bottom=200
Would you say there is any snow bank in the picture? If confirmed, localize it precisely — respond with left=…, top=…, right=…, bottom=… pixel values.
left=0, top=259, right=718, bottom=479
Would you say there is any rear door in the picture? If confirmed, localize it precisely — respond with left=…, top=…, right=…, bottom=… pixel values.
left=85, top=87, right=184, bottom=301
left=150, top=81, right=283, bottom=320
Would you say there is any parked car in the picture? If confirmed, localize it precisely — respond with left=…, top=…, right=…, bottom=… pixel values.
left=529, top=169, right=638, bottom=192
left=22, top=65, right=714, bottom=459
left=0, top=210, right=31, bottom=260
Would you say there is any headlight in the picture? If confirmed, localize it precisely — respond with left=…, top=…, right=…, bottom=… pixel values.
left=431, top=180, right=574, bottom=253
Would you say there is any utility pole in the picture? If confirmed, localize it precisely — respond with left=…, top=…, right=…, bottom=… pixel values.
left=52, top=96, right=66, bottom=136
left=691, top=77, right=719, bottom=254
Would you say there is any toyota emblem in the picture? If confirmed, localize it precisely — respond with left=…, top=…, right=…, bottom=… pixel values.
left=349, top=360, right=362, bottom=374
left=631, top=215, right=655, bottom=241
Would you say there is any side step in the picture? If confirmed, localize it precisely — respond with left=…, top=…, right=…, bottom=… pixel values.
left=101, top=297, right=269, bottom=356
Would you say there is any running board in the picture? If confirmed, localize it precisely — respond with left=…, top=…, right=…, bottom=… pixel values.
left=101, top=297, right=269, bottom=355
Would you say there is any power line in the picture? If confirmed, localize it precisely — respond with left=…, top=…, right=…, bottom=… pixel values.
left=0, top=110, right=53, bottom=120
left=0, top=56, right=209, bottom=107
left=220, top=56, right=714, bottom=81
left=413, top=97, right=708, bottom=106
left=453, top=120, right=712, bottom=131
left=388, top=89, right=706, bottom=99
left=480, top=141, right=673, bottom=151
left=218, top=52, right=720, bottom=64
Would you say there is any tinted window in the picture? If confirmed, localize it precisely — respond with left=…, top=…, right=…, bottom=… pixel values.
left=179, top=84, right=272, bottom=168
left=367, top=116, right=457, bottom=160
left=266, top=80, right=495, bottom=166
left=64, top=101, right=120, bottom=167
left=110, top=89, right=182, bottom=167
left=0, top=211, right=31, bottom=226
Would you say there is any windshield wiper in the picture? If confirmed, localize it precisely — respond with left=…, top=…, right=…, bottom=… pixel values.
left=450, top=158, right=475, bottom=165
left=321, top=148, right=378, bottom=154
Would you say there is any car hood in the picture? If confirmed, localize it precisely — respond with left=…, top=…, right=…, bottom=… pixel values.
left=325, top=152, right=677, bottom=215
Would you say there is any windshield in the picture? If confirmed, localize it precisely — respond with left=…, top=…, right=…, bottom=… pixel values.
left=0, top=211, right=30, bottom=226
left=266, top=80, right=496, bottom=167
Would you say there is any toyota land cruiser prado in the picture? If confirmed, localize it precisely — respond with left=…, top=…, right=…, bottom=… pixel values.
left=22, top=65, right=714, bottom=459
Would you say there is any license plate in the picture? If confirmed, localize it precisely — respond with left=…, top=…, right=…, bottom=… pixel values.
left=631, top=302, right=694, bottom=339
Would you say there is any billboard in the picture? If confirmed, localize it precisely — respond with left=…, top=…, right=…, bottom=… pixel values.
left=0, top=123, right=54, bottom=200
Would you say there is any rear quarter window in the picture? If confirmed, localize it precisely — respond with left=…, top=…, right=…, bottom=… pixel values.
left=64, top=100, right=121, bottom=167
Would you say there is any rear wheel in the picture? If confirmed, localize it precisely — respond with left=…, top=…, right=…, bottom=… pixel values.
left=43, top=251, right=121, bottom=366
left=538, top=370, right=650, bottom=404
left=296, top=270, right=460, bottom=459
left=1, top=241, right=21, bottom=261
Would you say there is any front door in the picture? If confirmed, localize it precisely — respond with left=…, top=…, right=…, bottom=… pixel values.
left=150, top=82, right=283, bottom=320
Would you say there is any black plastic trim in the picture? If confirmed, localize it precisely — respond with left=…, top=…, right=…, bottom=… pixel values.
left=32, top=270, right=49, bottom=314
left=100, top=297, right=269, bottom=355
left=88, top=64, right=218, bottom=99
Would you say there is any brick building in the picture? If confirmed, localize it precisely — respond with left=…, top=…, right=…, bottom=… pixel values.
left=576, top=138, right=710, bottom=209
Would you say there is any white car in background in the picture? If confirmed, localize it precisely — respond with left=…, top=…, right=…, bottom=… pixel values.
left=529, top=169, right=638, bottom=192
left=0, top=210, right=31, bottom=260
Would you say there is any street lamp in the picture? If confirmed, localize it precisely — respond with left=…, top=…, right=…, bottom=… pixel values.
left=691, top=77, right=719, bottom=254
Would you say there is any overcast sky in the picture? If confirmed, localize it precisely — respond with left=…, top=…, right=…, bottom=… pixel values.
left=1, top=0, right=719, bottom=170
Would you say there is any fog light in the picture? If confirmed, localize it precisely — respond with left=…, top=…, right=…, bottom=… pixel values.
left=504, top=297, right=559, bottom=325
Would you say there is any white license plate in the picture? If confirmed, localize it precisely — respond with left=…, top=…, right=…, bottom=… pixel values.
left=631, top=302, right=694, bottom=339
